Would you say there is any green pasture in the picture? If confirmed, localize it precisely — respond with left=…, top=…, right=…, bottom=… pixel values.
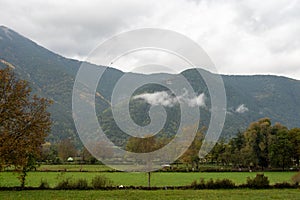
left=36, top=164, right=112, bottom=172
left=0, top=171, right=297, bottom=188
left=0, top=189, right=299, bottom=200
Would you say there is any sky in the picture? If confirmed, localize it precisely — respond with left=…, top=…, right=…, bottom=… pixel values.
left=1, top=0, right=300, bottom=79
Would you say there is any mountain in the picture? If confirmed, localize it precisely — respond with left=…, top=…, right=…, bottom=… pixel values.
left=1, top=25, right=300, bottom=146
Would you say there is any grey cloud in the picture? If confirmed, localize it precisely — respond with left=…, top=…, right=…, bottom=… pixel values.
left=0, top=0, right=154, bottom=58
left=0, top=0, right=300, bottom=79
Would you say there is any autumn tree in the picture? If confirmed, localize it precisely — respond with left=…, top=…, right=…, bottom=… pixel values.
left=0, top=67, right=52, bottom=187
left=178, top=130, right=204, bottom=169
left=57, top=138, right=77, bottom=162
left=80, top=140, right=113, bottom=164
left=126, top=135, right=155, bottom=188
left=81, top=146, right=96, bottom=164
left=126, top=135, right=168, bottom=188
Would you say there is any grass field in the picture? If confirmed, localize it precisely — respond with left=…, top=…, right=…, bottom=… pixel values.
left=1, top=166, right=299, bottom=200
left=36, top=164, right=112, bottom=172
left=0, top=171, right=297, bottom=187
left=0, top=189, right=299, bottom=200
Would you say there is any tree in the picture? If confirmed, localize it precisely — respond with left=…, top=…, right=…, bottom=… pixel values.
left=81, top=146, right=96, bottom=164
left=41, top=142, right=51, bottom=162
left=126, top=135, right=160, bottom=154
left=228, top=119, right=295, bottom=170
left=57, top=138, right=77, bottom=162
left=241, top=118, right=272, bottom=169
left=289, top=128, right=300, bottom=166
left=229, top=131, right=245, bottom=167
left=0, top=67, right=52, bottom=187
left=219, top=143, right=233, bottom=166
left=41, top=142, right=59, bottom=164
left=208, top=140, right=227, bottom=165
left=126, top=135, right=159, bottom=188
left=269, top=129, right=292, bottom=170
left=179, top=129, right=204, bottom=169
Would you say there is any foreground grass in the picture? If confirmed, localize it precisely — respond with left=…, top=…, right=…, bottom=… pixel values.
left=0, top=171, right=296, bottom=187
left=0, top=189, right=299, bottom=200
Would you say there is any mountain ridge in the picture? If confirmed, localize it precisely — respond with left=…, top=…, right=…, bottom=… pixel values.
left=1, top=25, right=300, bottom=146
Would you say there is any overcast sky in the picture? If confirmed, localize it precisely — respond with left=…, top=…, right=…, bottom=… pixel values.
left=1, top=0, right=300, bottom=79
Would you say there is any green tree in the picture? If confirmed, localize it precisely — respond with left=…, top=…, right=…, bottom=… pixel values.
left=229, top=131, right=245, bottom=167
left=269, top=128, right=293, bottom=170
left=241, top=118, right=272, bottom=169
left=0, top=67, right=52, bottom=187
left=219, top=143, right=233, bottom=166
left=289, top=128, right=300, bottom=166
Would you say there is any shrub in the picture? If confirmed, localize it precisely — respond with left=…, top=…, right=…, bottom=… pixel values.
left=291, top=173, right=300, bottom=186
left=55, top=177, right=89, bottom=189
left=190, top=180, right=198, bottom=189
left=190, top=178, right=206, bottom=189
left=205, top=178, right=235, bottom=189
left=191, top=178, right=235, bottom=189
left=205, top=178, right=215, bottom=189
left=273, top=182, right=294, bottom=189
left=214, top=179, right=235, bottom=189
left=197, top=178, right=206, bottom=189
left=91, top=175, right=113, bottom=189
left=246, top=174, right=270, bottom=189
left=39, top=179, right=50, bottom=189
left=55, top=177, right=73, bottom=189
left=73, top=178, right=89, bottom=189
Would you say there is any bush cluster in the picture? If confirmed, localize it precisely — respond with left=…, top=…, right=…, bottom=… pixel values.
left=54, top=175, right=113, bottom=189
left=23, top=173, right=300, bottom=190
left=191, top=178, right=236, bottom=189
left=190, top=174, right=298, bottom=189
left=273, top=182, right=295, bottom=189
left=91, top=175, right=113, bottom=189
left=244, top=174, right=270, bottom=189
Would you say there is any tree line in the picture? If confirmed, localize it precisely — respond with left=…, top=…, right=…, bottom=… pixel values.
left=205, top=118, right=300, bottom=170
left=123, top=119, right=299, bottom=171
left=39, top=116, right=300, bottom=172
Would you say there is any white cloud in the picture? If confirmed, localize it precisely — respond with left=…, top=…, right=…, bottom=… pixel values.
left=235, top=104, right=249, bottom=114
left=133, top=91, right=206, bottom=108
left=1, top=0, right=300, bottom=79
left=188, top=93, right=206, bottom=107
left=133, top=91, right=177, bottom=107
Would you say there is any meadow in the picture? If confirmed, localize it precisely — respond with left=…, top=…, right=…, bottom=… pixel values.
left=0, top=189, right=300, bottom=200
left=0, top=165, right=299, bottom=199
left=0, top=170, right=297, bottom=187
